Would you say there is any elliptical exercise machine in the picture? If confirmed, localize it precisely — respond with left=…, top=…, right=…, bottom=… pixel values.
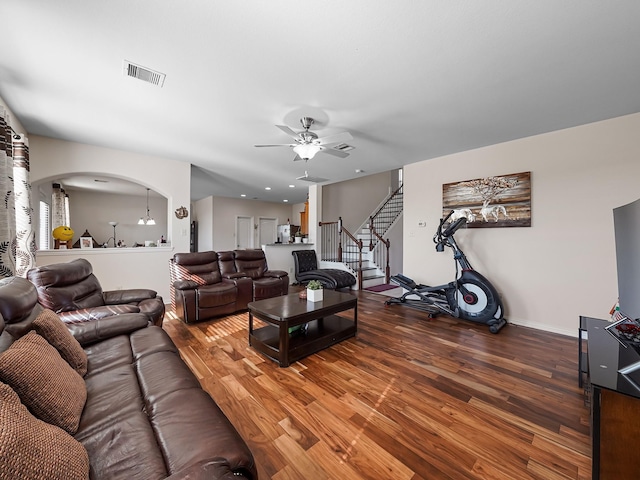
left=385, top=210, right=507, bottom=333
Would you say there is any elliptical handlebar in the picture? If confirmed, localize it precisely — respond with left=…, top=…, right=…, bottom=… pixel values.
left=433, top=210, right=466, bottom=250
left=442, top=217, right=467, bottom=238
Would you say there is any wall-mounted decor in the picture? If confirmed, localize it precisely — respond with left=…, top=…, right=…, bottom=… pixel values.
left=442, top=171, right=531, bottom=228
left=175, top=206, right=188, bottom=219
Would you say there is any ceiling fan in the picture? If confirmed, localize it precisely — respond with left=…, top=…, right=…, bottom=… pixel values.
left=255, top=117, right=353, bottom=161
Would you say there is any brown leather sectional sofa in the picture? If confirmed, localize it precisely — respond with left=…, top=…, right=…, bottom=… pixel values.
left=170, top=249, right=288, bottom=324
left=0, top=276, right=257, bottom=480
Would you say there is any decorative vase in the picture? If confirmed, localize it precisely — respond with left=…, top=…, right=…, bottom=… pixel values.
left=302, top=238, right=308, bottom=244
left=307, top=288, right=323, bottom=302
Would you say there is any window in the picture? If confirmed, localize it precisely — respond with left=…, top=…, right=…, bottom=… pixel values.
left=64, top=194, right=70, bottom=227
left=39, top=201, right=50, bottom=250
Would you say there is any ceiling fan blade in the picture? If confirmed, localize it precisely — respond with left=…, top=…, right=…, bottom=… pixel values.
left=275, top=125, right=301, bottom=139
left=320, top=147, right=350, bottom=158
left=254, top=144, right=296, bottom=147
left=316, top=131, right=353, bottom=145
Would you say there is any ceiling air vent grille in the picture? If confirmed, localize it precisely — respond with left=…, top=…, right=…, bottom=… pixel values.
left=123, top=60, right=165, bottom=87
left=296, top=172, right=328, bottom=183
left=332, top=143, right=355, bottom=152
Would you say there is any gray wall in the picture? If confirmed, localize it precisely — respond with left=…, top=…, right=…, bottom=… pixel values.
left=322, top=170, right=397, bottom=233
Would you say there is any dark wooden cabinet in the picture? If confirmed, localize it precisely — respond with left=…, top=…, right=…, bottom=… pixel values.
left=299, top=199, right=308, bottom=235
left=582, top=316, right=640, bottom=479
left=190, top=221, right=197, bottom=252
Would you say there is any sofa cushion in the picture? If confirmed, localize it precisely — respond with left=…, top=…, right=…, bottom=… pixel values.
left=253, top=277, right=286, bottom=299
left=0, top=382, right=90, bottom=480
left=77, top=410, right=168, bottom=480
left=197, top=283, right=238, bottom=308
left=0, top=331, right=86, bottom=434
left=233, top=250, right=267, bottom=280
left=83, top=334, right=135, bottom=377
left=32, top=308, right=88, bottom=376
left=152, top=388, right=257, bottom=476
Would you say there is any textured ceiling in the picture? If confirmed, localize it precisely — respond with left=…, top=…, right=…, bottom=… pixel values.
left=2, top=1, right=640, bottom=204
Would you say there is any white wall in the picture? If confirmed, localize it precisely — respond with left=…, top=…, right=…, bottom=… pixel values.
left=28, top=135, right=191, bottom=301
left=404, top=113, right=640, bottom=336
left=210, top=196, right=299, bottom=251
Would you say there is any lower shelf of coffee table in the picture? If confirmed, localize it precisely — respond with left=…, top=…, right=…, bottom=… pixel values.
left=250, top=315, right=356, bottom=367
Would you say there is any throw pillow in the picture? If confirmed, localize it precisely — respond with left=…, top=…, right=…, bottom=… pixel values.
left=0, top=331, right=87, bottom=434
left=32, top=308, right=88, bottom=377
left=0, top=382, right=90, bottom=480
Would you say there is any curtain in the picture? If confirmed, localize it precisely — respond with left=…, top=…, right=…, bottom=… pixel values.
left=0, top=107, right=36, bottom=278
left=0, top=107, right=16, bottom=277
left=13, top=134, right=36, bottom=276
left=52, top=182, right=67, bottom=230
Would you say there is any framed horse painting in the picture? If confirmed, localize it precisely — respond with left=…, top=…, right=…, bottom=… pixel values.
left=442, top=171, right=531, bottom=228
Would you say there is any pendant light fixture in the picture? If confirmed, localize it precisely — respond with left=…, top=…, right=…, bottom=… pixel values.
left=138, top=188, right=156, bottom=225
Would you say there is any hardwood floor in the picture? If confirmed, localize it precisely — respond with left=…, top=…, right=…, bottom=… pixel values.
left=162, top=290, right=591, bottom=480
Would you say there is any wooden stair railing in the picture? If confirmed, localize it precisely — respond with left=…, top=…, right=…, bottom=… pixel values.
left=319, top=217, right=364, bottom=290
left=369, top=226, right=390, bottom=284
left=367, top=183, right=403, bottom=252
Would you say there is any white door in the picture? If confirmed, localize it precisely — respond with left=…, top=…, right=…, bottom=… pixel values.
left=258, top=217, right=277, bottom=246
left=236, top=216, right=253, bottom=248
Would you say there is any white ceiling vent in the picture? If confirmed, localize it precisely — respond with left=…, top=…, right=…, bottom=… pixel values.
left=332, top=143, right=355, bottom=152
left=123, top=60, right=165, bottom=87
left=296, top=171, right=328, bottom=183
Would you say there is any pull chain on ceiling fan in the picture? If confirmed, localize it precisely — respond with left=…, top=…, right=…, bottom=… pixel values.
left=255, top=117, right=353, bottom=161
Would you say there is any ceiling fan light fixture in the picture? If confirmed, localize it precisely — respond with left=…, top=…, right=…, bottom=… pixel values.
left=293, top=143, right=321, bottom=160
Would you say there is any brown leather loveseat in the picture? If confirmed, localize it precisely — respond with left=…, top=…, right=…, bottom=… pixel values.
left=170, top=249, right=288, bottom=324
left=0, top=276, right=257, bottom=480
left=27, top=258, right=165, bottom=326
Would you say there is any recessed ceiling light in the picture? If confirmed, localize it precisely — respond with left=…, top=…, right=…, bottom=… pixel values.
left=355, top=169, right=365, bottom=173
left=289, top=185, right=295, bottom=188
left=265, top=187, right=271, bottom=190
left=241, top=194, right=246, bottom=197
left=283, top=199, right=288, bottom=203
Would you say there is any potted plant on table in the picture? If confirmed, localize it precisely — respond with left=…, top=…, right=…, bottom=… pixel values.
left=306, top=279, right=323, bottom=302
left=294, top=230, right=303, bottom=243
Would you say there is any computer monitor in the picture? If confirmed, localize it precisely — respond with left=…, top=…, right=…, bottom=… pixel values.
left=613, top=197, right=640, bottom=321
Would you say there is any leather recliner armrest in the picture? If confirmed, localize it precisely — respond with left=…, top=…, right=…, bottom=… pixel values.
left=263, top=270, right=288, bottom=279
left=67, top=313, right=150, bottom=346
left=173, top=280, right=199, bottom=290
left=222, top=272, right=249, bottom=280
left=103, top=288, right=157, bottom=304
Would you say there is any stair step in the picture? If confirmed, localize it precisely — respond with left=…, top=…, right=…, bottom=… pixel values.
left=361, top=275, right=388, bottom=289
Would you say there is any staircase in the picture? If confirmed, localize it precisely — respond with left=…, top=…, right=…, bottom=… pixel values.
left=320, top=185, right=403, bottom=289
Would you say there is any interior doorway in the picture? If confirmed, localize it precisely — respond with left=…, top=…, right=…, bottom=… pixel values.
left=258, top=217, right=277, bottom=246
left=236, top=216, right=253, bottom=249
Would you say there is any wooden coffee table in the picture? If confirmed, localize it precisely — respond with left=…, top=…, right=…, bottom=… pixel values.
left=248, top=290, right=357, bottom=367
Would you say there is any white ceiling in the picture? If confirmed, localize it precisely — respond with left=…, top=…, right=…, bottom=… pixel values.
left=2, top=1, right=640, bottom=204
